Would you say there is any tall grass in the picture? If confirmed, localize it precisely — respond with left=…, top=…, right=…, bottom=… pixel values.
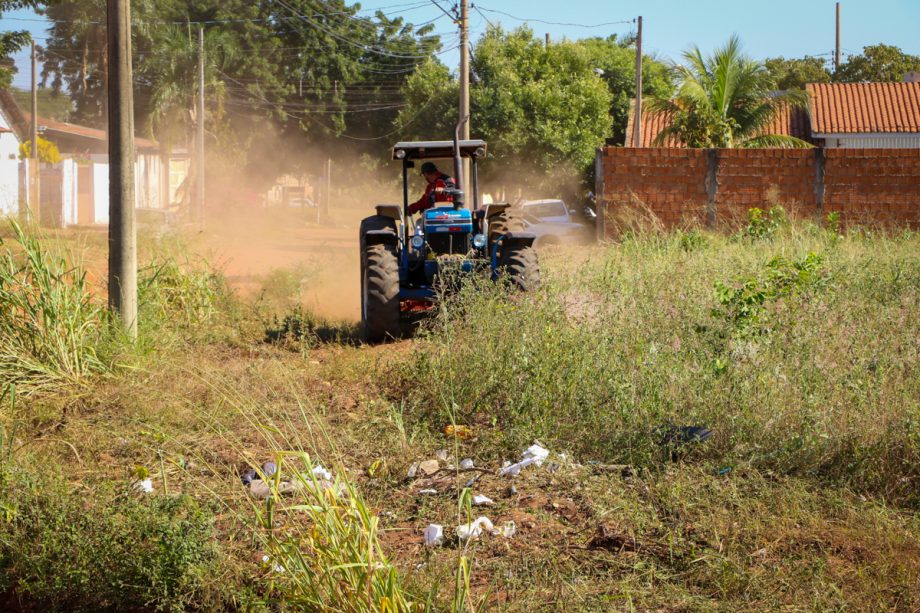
left=255, top=452, right=418, bottom=612
left=396, top=222, right=920, bottom=506
left=0, top=221, right=107, bottom=394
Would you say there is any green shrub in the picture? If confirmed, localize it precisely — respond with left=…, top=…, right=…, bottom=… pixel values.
left=0, top=466, right=224, bottom=611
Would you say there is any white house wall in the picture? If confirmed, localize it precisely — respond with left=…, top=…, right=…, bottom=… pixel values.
left=0, top=109, right=21, bottom=216
left=92, top=155, right=109, bottom=225
left=61, top=158, right=77, bottom=226
left=820, top=134, right=920, bottom=148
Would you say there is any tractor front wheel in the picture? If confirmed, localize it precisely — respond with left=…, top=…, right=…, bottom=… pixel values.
left=361, top=242, right=401, bottom=342
left=500, top=244, right=541, bottom=291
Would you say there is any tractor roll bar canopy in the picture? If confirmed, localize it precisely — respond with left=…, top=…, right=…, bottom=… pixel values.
left=392, top=140, right=487, bottom=161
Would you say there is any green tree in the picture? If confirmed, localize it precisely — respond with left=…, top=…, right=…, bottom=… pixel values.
left=38, top=0, right=441, bottom=184
left=650, top=36, right=810, bottom=148
left=834, top=43, right=920, bottom=82
left=1, top=1, right=37, bottom=88
left=577, top=35, right=673, bottom=144
left=397, top=26, right=613, bottom=193
left=764, top=56, right=831, bottom=90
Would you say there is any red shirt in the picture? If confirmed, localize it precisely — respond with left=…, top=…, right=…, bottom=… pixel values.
left=408, top=174, right=454, bottom=215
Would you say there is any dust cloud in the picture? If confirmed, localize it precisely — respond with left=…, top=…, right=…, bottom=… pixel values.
left=190, top=143, right=589, bottom=323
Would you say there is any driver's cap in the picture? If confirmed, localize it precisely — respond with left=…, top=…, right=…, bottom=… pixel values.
left=420, top=162, right=438, bottom=174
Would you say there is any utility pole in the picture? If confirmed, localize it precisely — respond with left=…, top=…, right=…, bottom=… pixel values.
left=324, top=158, right=331, bottom=221
left=545, top=33, right=550, bottom=47
left=459, top=0, right=470, bottom=191
left=834, top=3, right=841, bottom=71
left=196, top=27, right=206, bottom=224
left=30, top=40, right=39, bottom=219
left=633, top=16, right=643, bottom=147
left=106, top=0, right=137, bottom=338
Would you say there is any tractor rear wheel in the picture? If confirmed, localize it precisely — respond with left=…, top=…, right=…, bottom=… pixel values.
left=500, top=244, right=541, bottom=291
left=361, top=242, right=401, bottom=343
left=360, top=215, right=400, bottom=342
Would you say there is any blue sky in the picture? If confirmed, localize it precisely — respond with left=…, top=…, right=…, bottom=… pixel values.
left=4, top=0, right=920, bottom=89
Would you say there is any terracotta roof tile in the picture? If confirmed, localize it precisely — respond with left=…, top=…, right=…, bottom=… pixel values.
left=22, top=112, right=159, bottom=150
left=625, top=100, right=812, bottom=147
left=807, top=82, right=920, bottom=134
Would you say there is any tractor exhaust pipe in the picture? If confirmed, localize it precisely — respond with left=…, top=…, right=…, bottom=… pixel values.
left=452, top=115, right=468, bottom=210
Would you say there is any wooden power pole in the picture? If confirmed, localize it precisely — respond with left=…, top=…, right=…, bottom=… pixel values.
left=106, top=0, right=137, bottom=337
left=835, top=3, right=841, bottom=71
left=196, top=27, right=206, bottom=224
left=30, top=40, right=39, bottom=219
left=459, top=0, right=470, bottom=190
left=633, top=16, right=643, bottom=147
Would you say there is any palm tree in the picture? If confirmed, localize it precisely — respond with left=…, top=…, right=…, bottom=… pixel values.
left=649, top=36, right=810, bottom=148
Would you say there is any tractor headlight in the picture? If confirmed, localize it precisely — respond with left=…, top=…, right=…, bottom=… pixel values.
left=410, top=235, right=425, bottom=250
left=472, top=233, right=487, bottom=249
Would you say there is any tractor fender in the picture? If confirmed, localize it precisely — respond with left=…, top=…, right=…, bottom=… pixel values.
left=492, top=231, right=537, bottom=270
left=501, top=232, right=536, bottom=250
left=364, top=229, right=399, bottom=248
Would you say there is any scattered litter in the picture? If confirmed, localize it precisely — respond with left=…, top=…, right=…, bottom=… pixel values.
left=456, top=516, right=495, bottom=542
left=498, top=457, right=536, bottom=477
left=435, top=449, right=449, bottom=462
left=719, top=466, right=733, bottom=476
left=312, top=465, right=332, bottom=481
left=464, top=474, right=481, bottom=489
left=499, top=443, right=552, bottom=477
left=424, top=524, right=444, bottom=547
left=248, top=480, right=272, bottom=499
left=240, top=469, right=257, bottom=486
left=407, top=462, right=419, bottom=479
left=418, top=488, right=438, bottom=495
left=262, top=555, right=285, bottom=573
left=262, top=462, right=278, bottom=478
left=444, top=424, right=473, bottom=439
left=248, top=479, right=303, bottom=500
left=455, top=516, right=515, bottom=542
left=460, top=458, right=475, bottom=470
left=507, top=485, right=518, bottom=496
left=472, top=494, right=494, bottom=506
left=134, top=478, right=154, bottom=494
left=419, top=459, right=440, bottom=476
left=523, top=444, right=550, bottom=466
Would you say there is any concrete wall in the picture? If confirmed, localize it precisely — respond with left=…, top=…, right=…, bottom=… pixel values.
left=597, top=147, right=920, bottom=235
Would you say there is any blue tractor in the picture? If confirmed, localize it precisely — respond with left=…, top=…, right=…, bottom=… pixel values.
left=359, top=136, right=540, bottom=342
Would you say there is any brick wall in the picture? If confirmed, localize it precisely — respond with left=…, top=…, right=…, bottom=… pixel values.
left=597, top=147, right=920, bottom=237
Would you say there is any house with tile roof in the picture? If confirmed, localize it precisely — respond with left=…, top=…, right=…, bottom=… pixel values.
left=0, top=89, right=189, bottom=226
left=625, top=80, right=920, bottom=149
left=807, top=82, right=920, bottom=148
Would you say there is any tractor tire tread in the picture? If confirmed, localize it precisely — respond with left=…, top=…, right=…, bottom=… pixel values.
left=362, top=243, right=401, bottom=342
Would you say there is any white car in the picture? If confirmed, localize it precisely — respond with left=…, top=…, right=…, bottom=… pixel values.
left=518, top=199, right=594, bottom=247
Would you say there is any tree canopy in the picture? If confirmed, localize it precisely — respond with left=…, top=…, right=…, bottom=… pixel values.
left=835, top=43, right=920, bottom=83
left=397, top=27, right=672, bottom=193
left=37, top=0, right=441, bottom=181
left=764, top=56, right=831, bottom=91
left=0, top=1, right=37, bottom=88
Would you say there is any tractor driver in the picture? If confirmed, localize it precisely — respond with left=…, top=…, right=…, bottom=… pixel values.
left=408, top=162, right=456, bottom=215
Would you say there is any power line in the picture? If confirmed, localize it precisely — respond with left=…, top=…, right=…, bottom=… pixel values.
left=473, top=5, right=633, bottom=28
